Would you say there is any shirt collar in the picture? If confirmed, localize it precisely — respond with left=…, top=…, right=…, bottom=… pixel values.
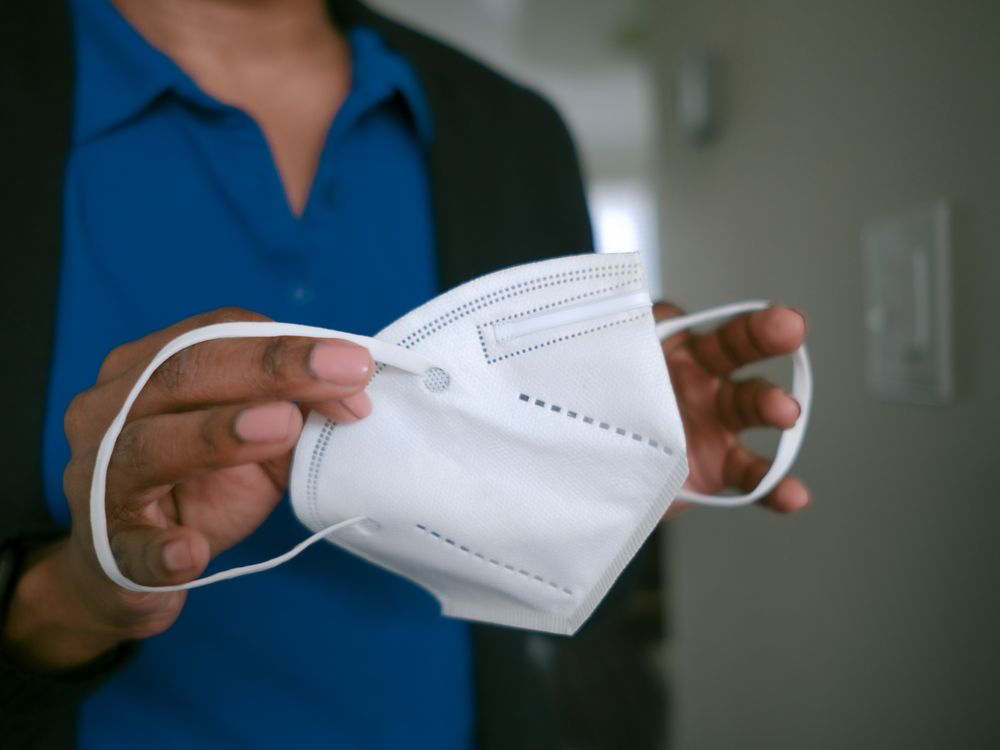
left=69, top=0, right=434, bottom=148
left=345, top=25, right=434, bottom=148
left=69, top=0, right=187, bottom=145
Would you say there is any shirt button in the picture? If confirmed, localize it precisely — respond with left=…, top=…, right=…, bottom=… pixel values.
left=321, top=183, right=338, bottom=209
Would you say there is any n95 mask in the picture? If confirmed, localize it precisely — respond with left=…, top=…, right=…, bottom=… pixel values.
left=90, top=253, right=812, bottom=636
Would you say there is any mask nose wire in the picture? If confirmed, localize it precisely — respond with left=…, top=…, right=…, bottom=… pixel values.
left=89, top=321, right=441, bottom=593
left=655, top=301, right=813, bottom=508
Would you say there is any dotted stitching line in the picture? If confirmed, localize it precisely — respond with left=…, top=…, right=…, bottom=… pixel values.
left=394, top=263, right=641, bottom=351
left=306, top=421, right=335, bottom=529
left=479, top=280, right=642, bottom=327
left=478, top=311, right=649, bottom=364
left=370, top=266, right=640, bottom=378
left=489, top=280, right=642, bottom=342
left=414, top=524, right=573, bottom=596
left=321, top=263, right=642, bottom=482
left=518, top=392, right=674, bottom=456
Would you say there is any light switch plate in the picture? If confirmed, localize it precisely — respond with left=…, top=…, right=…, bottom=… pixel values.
left=863, top=201, right=953, bottom=404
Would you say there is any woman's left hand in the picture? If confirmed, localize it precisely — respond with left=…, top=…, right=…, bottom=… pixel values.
left=656, top=302, right=810, bottom=516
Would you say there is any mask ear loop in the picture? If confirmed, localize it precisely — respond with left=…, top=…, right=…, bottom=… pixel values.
left=89, top=321, right=441, bottom=593
left=655, top=301, right=813, bottom=508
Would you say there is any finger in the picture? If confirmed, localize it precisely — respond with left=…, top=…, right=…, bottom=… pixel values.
left=109, top=401, right=303, bottom=496
left=97, top=307, right=270, bottom=385
left=716, top=377, right=802, bottom=432
left=110, top=523, right=212, bottom=587
left=723, top=444, right=810, bottom=513
left=759, top=475, right=811, bottom=514
left=69, top=338, right=372, bottom=445
left=122, top=336, right=372, bottom=419
left=688, top=306, right=806, bottom=377
left=304, top=390, right=373, bottom=423
left=652, top=301, right=691, bottom=354
left=87, top=336, right=372, bottom=426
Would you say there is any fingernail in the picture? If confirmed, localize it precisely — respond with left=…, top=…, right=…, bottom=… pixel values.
left=341, top=390, right=372, bottom=419
left=310, top=342, right=371, bottom=386
left=776, top=393, right=802, bottom=425
left=235, top=402, right=294, bottom=442
left=162, top=539, right=191, bottom=573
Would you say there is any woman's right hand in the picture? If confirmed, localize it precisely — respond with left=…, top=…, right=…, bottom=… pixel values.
left=4, top=308, right=373, bottom=671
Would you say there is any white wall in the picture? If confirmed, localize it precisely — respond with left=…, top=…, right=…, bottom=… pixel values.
left=372, top=0, right=665, bottom=294
left=650, top=1, right=1000, bottom=748
left=371, top=0, right=654, bottom=179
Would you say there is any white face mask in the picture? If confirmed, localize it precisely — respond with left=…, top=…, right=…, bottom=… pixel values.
left=90, top=253, right=811, bottom=635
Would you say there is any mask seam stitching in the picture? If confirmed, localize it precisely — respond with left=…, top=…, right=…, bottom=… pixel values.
left=489, top=279, right=642, bottom=330
left=393, top=262, right=641, bottom=352
left=310, top=263, right=642, bottom=527
left=370, top=264, right=642, bottom=377
left=477, top=310, right=649, bottom=364
left=413, top=524, right=573, bottom=596
left=517, top=391, right=675, bottom=456
left=306, top=421, right=337, bottom=529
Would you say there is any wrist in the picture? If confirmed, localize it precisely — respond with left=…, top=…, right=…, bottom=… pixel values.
left=3, top=539, right=127, bottom=672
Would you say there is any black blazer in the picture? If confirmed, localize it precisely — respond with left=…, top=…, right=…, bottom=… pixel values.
left=0, top=2, right=597, bottom=747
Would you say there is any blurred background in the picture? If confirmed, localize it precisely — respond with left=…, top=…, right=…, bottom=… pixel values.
left=373, top=1, right=999, bottom=748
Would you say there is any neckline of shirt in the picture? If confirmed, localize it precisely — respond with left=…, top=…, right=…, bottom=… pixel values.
left=68, top=0, right=433, bottom=148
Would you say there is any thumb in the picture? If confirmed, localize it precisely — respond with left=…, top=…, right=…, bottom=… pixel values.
left=110, top=525, right=212, bottom=588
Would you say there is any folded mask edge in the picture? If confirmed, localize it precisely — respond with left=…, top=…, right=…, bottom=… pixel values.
left=373, top=252, right=648, bottom=349
left=436, top=453, right=690, bottom=637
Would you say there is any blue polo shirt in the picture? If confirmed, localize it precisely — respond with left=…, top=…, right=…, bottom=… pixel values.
left=42, top=1, right=473, bottom=746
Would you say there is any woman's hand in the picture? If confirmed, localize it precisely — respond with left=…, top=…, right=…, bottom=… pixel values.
left=656, top=303, right=810, bottom=516
left=5, top=308, right=373, bottom=670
